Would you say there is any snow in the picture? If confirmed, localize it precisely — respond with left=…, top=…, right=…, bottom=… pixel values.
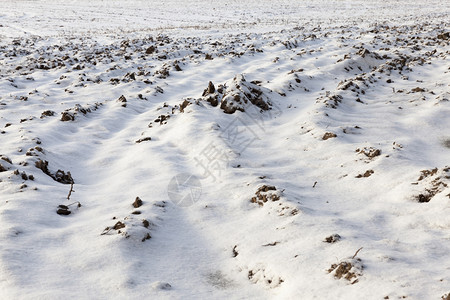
left=0, top=0, right=449, bottom=299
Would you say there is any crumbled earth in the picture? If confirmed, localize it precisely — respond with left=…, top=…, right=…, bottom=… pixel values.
left=0, top=1, right=448, bottom=299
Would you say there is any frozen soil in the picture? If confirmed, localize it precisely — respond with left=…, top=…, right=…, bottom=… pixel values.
left=0, top=1, right=449, bottom=299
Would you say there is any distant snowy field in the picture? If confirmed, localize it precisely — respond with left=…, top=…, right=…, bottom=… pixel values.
left=0, top=0, right=449, bottom=299
left=0, top=0, right=447, bottom=37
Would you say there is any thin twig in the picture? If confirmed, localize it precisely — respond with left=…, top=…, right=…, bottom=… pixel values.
left=67, top=201, right=81, bottom=208
left=67, top=182, right=74, bottom=201
left=100, top=227, right=113, bottom=235
left=352, top=247, right=363, bottom=259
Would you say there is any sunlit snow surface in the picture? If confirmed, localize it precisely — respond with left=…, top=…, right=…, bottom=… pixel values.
left=0, top=1, right=449, bottom=299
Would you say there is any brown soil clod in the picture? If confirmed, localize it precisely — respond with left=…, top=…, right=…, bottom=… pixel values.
left=174, top=63, right=182, bottom=71
left=356, top=170, right=374, bottom=178
left=1, top=156, right=12, bottom=164
left=61, top=112, right=75, bottom=121
left=251, top=185, right=280, bottom=206
left=356, top=147, right=381, bottom=158
left=35, top=159, right=74, bottom=184
left=117, top=95, right=127, bottom=107
left=414, top=167, right=449, bottom=203
left=179, top=99, right=192, bottom=112
left=417, top=193, right=432, bottom=203
left=145, top=46, right=156, bottom=54
left=328, top=259, right=361, bottom=283
left=418, top=168, right=438, bottom=181
left=35, top=159, right=50, bottom=175
left=437, top=32, right=449, bottom=40
left=113, top=221, right=126, bottom=230
left=322, top=132, right=337, bottom=140
left=218, top=74, right=272, bottom=114
left=411, top=87, right=425, bottom=93
left=154, top=114, right=170, bottom=125
left=324, top=234, right=341, bottom=243
left=257, top=185, right=277, bottom=193
left=54, top=170, right=74, bottom=184
left=133, top=197, right=143, bottom=208
left=40, top=110, right=56, bottom=118
left=142, top=219, right=150, bottom=228
left=142, top=233, right=151, bottom=242
left=328, top=249, right=363, bottom=284
left=202, top=81, right=216, bottom=96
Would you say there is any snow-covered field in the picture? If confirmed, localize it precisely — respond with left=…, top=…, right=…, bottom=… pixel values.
left=0, top=0, right=449, bottom=299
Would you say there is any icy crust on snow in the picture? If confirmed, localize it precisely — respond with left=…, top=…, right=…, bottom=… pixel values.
left=0, top=0, right=450, bottom=299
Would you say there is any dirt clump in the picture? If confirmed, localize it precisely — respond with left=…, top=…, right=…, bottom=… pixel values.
left=323, top=132, right=337, bottom=140
left=328, top=259, right=362, bottom=284
left=145, top=46, right=156, bottom=54
left=251, top=185, right=280, bottom=206
left=356, top=170, right=374, bottom=178
left=61, top=112, right=75, bottom=121
left=41, top=110, right=56, bottom=118
left=356, top=147, right=381, bottom=158
left=35, top=159, right=73, bottom=184
left=324, top=234, right=341, bottom=243
left=133, top=197, right=143, bottom=208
